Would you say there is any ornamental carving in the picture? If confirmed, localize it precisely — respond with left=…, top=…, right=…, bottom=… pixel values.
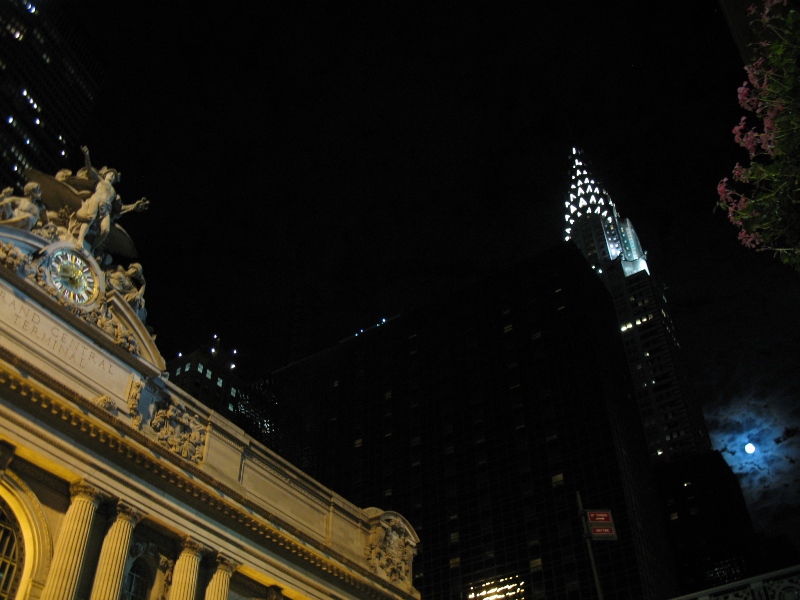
left=365, top=515, right=417, bottom=585
left=158, top=556, right=174, bottom=600
left=92, top=394, right=115, bottom=411
left=127, top=378, right=144, bottom=429
left=0, top=240, right=35, bottom=277
left=148, top=401, right=207, bottom=463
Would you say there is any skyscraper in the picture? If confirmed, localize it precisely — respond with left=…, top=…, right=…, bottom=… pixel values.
left=564, top=148, right=710, bottom=462
left=271, top=244, right=678, bottom=600
left=0, top=0, right=101, bottom=189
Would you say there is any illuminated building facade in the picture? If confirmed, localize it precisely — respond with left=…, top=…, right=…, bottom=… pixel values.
left=0, top=141, right=419, bottom=598
left=0, top=0, right=101, bottom=189
left=564, top=148, right=710, bottom=462
left=271, top=244, right=678, bottom=600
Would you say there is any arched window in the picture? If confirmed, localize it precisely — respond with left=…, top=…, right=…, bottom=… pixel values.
left=121, top=558, right=152, bottom=600
left=0, top=496, right=23, bottom=600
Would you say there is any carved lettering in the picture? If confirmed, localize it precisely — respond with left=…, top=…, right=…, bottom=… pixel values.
left=0, top=282, right=120, bottom=381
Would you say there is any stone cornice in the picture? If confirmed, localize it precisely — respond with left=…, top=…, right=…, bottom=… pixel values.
left=0, top=351, right=418, bottom=600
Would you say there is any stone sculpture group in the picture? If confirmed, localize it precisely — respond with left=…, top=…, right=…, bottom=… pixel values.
left=1, top=147, right=150, bottom=324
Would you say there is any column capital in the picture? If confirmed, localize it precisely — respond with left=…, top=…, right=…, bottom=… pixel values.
left=180, top=536, right=205, bottom=557
left=69, top=481, right=104, bottom=503
left=214, top=554, right=240, bottom=575
left=115, top=501, right=144, bottom=525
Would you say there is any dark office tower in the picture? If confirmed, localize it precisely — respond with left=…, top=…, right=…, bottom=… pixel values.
left=0, top=0, right=101, bottom=189
left=165, top=337, right=246, bottom=416
left=564, top=148, right=710, bottom=462
left=271, top=244, right=679, bottom=600
left=166, top=340, right=312, bottom=470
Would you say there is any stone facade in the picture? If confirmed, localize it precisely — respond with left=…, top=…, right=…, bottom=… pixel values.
left=0, top=210, right=419, bottom=599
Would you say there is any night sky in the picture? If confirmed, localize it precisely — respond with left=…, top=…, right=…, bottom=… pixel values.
left=60, top=2, right=800, bottom=550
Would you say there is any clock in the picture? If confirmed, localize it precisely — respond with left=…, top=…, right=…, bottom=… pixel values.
left=47, top=247, right=101, bottom=306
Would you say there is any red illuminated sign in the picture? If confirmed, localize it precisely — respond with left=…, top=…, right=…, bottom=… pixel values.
left=586, top=509, right=617, bottom=541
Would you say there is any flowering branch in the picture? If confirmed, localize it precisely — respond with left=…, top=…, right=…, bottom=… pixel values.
left=719, top=0, right=800, bottom=269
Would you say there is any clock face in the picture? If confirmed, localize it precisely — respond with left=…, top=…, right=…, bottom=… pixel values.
left=48, top=248, right=100, bottom=305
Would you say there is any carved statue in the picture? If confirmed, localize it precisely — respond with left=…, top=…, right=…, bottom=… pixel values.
left=0, top=182, right=49, bottom=231
left=25, top=147, right=149, bottom=261
left=69, top=146, right=148, bottom=251
left=106, top=262, right=147, bottom=322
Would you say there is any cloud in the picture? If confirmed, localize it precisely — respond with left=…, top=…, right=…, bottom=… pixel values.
left=705, top=393, right=800, bottom=548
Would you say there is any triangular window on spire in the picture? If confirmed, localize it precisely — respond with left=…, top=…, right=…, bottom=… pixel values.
left=598, top=198, right=604, bottom=205
left=570, top=205, right=577, bottom=214
left=577, top=187, right=584, bottom=196
left=595, top=206, right=601, bottom=214
left=578, top=198, right=587, bottom=208
left=590, top=194, right=597, bottom=204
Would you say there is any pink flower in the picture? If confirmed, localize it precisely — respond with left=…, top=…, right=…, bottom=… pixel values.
left=737, top=229, right=762, bottom=249
left=733, top=116, right=747, bottom=144
left=741, top=129, right=760, bottom=157
left=732, top=163, right=750, bottom=182
left=745, top=58, right=768, bottom=89
left=738, top=82, right=757, bottom=110
left=718, top=178, right=733, bottom=204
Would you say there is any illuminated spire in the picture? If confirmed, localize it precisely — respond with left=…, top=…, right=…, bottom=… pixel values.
left=564, top=148, right=648, bottom=276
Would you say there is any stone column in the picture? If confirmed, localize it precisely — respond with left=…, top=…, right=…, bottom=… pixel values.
left=41, top=482, right=104, bottom=600
left=89, top=502, right=144, bottom=600
left=204, top=555, right=239, bottom=600
left=169, top=537, right=204, bottom=600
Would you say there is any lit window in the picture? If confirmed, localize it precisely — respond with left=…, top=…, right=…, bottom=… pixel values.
left=450, top=532, right=459, bottom=543
left=205, top=370, right=212, bottom=379
left=217, top=377, right=223, bottom=387
left=197, top=363, right=204, bottom=373
left=503, top=324, right=513, bottom=333
left=670, top=512, right=679, bottom=521
left=530, top=557, right=543, bottom=572
left=230, top=387, right=236, bottom=397
left=449, top=557, right=460, bottom=568
left=354, top=438, right=362, bottom=448
left=551, top=473, right=564, bottom=487
left=228, top=403, right=234, bottom=411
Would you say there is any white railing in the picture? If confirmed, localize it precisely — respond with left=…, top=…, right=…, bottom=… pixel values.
left=669, top=564, right=800, bottom=600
